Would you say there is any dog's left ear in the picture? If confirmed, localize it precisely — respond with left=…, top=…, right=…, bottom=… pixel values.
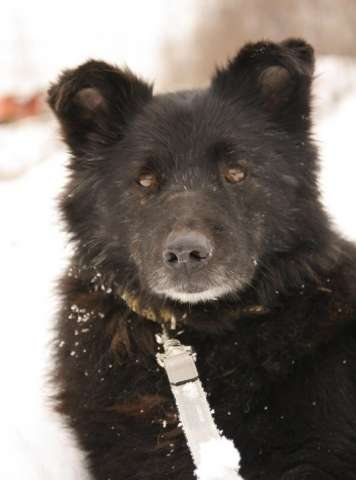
left=212, top=39, right=314, bottom=129
left=48, top=60, right=153, bottom=154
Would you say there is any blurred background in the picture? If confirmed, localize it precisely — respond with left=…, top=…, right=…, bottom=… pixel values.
left=1, top=1, right=355, bottom=478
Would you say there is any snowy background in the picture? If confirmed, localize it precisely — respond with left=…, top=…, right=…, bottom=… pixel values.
left=1, top=1, right=356, bottom=478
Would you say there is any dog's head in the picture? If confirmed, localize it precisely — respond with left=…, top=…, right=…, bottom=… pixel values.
left=49, top=39, right=322, bottom=308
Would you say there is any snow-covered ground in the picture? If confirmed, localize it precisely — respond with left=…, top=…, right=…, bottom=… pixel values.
left=315, top=57, right=356, bottom=242
left=0, top=53, right=355, bottom=478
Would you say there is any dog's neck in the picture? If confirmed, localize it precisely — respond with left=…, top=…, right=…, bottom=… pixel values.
left=118, top=288, right=269, bottom=328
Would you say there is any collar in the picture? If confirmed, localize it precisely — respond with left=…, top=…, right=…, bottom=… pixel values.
left=119, top=289, right=269, bottom=327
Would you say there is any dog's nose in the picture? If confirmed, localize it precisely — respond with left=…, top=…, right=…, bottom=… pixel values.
left=163, top=231, right=213, bottom=273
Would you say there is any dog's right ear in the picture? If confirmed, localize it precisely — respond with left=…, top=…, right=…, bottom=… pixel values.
left=48, top=60, right=153, bottom=154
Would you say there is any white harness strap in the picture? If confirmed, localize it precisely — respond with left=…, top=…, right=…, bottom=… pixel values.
left=157, top=328, right=241, bottom=479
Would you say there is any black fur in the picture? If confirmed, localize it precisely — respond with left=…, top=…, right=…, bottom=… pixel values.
left=48, top=39, right=356, bottom=479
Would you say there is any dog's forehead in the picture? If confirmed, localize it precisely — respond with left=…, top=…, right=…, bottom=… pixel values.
left=132, top=89, right=240, bottom=152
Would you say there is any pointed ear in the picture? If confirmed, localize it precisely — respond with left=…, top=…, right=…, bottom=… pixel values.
left=212, top=39, right=315, bottom=130
left=48, top=60, right=153, bottom=154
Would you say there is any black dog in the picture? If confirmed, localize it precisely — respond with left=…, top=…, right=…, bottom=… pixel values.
left=48, top=39, right=356, bottom=479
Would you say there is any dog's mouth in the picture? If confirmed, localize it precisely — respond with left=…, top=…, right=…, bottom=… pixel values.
left=155, top=285, right=234, bottom=303
left=149, top=271, right=244, bottom=304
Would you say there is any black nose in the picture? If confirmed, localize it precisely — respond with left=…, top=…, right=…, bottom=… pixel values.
left=163, top=230, right=213, bottom=272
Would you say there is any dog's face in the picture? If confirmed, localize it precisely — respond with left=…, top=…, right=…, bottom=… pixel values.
left=49, top=39, right=316, bottom=304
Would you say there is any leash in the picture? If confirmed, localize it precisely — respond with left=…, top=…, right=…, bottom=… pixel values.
left=116, top=290, right=262, bottom=478
left=156, top=325, right=241, bottom=480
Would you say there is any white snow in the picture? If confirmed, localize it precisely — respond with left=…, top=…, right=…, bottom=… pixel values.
left=314, top=57, right=356, bottom=242
left=195, top=437, right=242, bottom=480
left=0, top=151, right=91, bottom=479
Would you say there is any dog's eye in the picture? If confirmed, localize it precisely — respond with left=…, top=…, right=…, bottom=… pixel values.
left=224, top=165, right=247, bottom=184
left=137, top=173, right=158, bottom=189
